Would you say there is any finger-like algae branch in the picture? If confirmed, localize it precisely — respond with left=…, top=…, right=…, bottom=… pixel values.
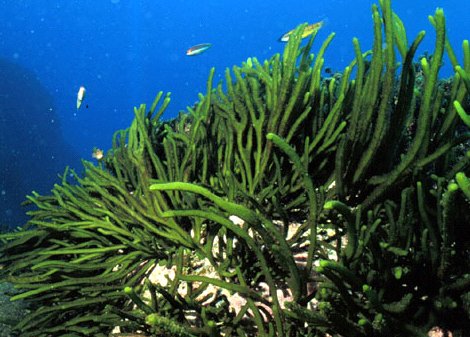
left=0, top=0, right=469, bottom=336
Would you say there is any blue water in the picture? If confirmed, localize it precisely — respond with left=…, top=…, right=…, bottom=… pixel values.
left=0, top=0, right=469, bottom=227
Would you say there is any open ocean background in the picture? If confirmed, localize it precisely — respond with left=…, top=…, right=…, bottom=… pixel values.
left=1, top=0, right=469, bottom=227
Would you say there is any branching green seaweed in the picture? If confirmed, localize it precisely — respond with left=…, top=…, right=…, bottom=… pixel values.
left=0, top=0, right=469, bottom=336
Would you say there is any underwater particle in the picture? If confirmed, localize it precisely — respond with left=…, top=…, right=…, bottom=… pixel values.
left=279, top=20, right=324, bottom=42
left=76, top=85, right=86, bottom=109
left=92, top=147, right=104, bottom=160
left=186, top=43, right=212, bottom=56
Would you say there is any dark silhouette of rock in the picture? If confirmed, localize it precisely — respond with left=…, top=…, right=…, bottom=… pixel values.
left=0, top=58, right=78, bottom=228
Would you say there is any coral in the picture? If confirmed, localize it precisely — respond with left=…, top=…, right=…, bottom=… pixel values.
left=0, top=0, right=469, bottom=336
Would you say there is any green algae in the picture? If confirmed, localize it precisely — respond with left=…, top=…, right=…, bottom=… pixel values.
left=0, top=0, right=469, bottom=336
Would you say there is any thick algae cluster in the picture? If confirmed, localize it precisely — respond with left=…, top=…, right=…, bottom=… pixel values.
left=1, top=0, right=469, bottom=336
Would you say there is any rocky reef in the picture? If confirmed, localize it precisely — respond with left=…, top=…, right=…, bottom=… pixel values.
left=0, top=57, right=78, bottom=227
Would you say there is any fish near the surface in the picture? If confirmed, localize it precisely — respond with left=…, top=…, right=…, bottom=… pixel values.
left=186, top=43, right=212, bottom=56
left=279, top=21, right=324, bottom=42
left=76, top=86, right=86, bottom=109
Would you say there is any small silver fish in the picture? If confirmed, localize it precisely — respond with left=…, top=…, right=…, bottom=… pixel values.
left=186, top=43, right=212, bottom=56
left=76, top=86, right=86, bottom=109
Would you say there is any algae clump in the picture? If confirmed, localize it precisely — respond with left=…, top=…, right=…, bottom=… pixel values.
left=1, top=0, right=469, bottom=336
